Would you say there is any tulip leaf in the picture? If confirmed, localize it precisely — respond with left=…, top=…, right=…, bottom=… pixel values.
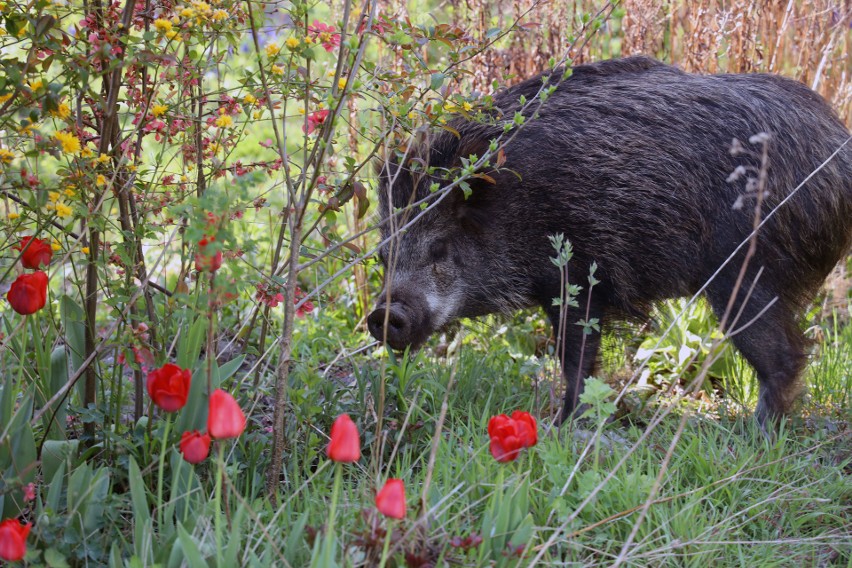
left=176, top=522, right=210, bottom=568
left=0, top=394, right=37, bottom=519
left=177, top=315, right=208, bottom=370
left=224, top=503, right=246, bottom=566
left=45, top=461, right=66, bottom=514
left=41, top=439, right=78, bottom=489
left=59, top=296, right=87, bottom=404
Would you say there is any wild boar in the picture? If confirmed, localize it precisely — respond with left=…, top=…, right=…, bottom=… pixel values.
left=368, top=56, right=852, bottom=427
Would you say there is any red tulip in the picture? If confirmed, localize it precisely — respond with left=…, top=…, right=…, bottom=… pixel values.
left=179, top=430, right=211, bottom=464
left=6, top=271, right=48, bottom=315
left=195, top=236, right=222, bottom=273
left=327, top=414, right=360, bottom=462
left=510, top=411, right=538, bottom=448
left=487, top=411, right=537, bottom=463
left=208, top=389, right=246, bottom=439
left=15, top=236, right=52, bottom=269
left=376, top=478, right=406, bottom=519
left=0, top=518, right=31, bottom=562
left=146, top=363, right=191, bottom=412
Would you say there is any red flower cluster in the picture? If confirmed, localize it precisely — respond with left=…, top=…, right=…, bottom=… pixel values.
left=307, top=20, right=340, bottom=52
left=487, top=411, right=538, bottom=462
left=6, top=236, right=51, bottom=316
left=0, top=518, right=31, bottom=562
left=195, top=236, right=223, bottom=273
left=302, top=109, right=329, bottom=134
left=146, top=363, right=245, bottom=464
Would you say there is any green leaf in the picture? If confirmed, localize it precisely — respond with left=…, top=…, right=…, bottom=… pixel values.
left=178, top=316, right=207, bottom=369
left=176, top=523, right=210, bottom=568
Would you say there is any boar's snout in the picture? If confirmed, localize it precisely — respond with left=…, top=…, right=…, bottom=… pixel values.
left=367, top=290, right=432, bottom=351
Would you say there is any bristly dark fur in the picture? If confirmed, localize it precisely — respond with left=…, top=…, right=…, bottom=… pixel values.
left=372, top=56, right=852, bottom=427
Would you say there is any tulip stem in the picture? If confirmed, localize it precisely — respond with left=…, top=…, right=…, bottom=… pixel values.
left=156, top=414, right=172, bottom=533
left=215, top=442, right=225, bottom=566
left=324, top=462, right=343, bottom=562
left=377, top=520, right=393, bottom=568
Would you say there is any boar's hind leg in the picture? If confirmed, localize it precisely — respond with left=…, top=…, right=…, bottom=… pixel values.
left=707, top=285, right=806, bottom=430
left=545, top=300, right=605, bottom=424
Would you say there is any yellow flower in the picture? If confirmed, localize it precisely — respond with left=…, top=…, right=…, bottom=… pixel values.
left=81, top=246, right=89, bottom=254
left=252, top=110, right=262, bottom=120
left=64, top=187, right=76, bottom=198
left=154, top=18, right=173, bottom=33
left=0, top=93, right=13, bottom=104
left=208, top=142, right=221, bottom=154
left=97, top=153, right=110, bottom=164
left=51, top=102, right=71, bottom=119
left=165, top=30, right=180, bottom=41
left=266, top=42, right=280, bottom=57
left=192, top=1, right=211, bottom=14
left=18, top=121, right=36, bottom=136
left=180, top=7, right=194, bottom=18
left=215, top=114, right=233, bottom=128
left=55, top=203, right=72, bottom=218
left=48, top=191, right=60, bottom=202
left=297, top=107, right=305, bottom=115
left=80, top=145, right=94, bottom=158
left=243, top=93, right=256, bottom=105
left=51, top=241, right=61, bottom=251
left=271, top=65, right=284, bottom=76
left=212, top=9, right=227, bottom=20
left=303, top=36, right=314, bottom=44
left=96, top=174, right=106, bottom=186
left=0, top=148, right=14, bottom=163
left=285, top=37, right=299, bottom=49
left=28, top=79, right=43, bottom=91
left=463, top=101, right=473, bottom=112
left=8, top=212, right=19, bottom=220
left=443, top=101, right=457, bottom=112
left=180, top=175, right=188, bottom=183
left=338, top=78, right=347, bottom=90
left=127, top=163, right=137, bottom=172
left=54, top=131, right=81, bottom=154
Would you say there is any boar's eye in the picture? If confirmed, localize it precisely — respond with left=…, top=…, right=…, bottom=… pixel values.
left=429, top=239, right=448, bottom=262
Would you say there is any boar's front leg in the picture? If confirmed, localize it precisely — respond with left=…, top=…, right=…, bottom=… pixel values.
left=545, top=296, right=606, bottom=424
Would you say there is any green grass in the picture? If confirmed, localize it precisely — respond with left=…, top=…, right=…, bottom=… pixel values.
left=212, top=307, right=851, bottom=567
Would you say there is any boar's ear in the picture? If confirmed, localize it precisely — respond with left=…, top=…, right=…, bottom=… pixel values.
left=450, top=185, right=491, bottom=234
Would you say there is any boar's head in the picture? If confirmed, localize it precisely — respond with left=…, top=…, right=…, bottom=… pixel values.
left=367, top=150, right=535, bottom=351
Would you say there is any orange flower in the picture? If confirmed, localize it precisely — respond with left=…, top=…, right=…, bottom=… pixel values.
left=327, top=414, right=360, bottom=462
left=208, top=389, right=246, bottom=439
left=146, top=363, right=191, bottom=412
left=6, top=271, right=48, bottom=315
left=15, top=236, right=52, bottom=269
left=376, top=478, right=406, bottom=519
left=0, top=518, right=31, bottom=562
